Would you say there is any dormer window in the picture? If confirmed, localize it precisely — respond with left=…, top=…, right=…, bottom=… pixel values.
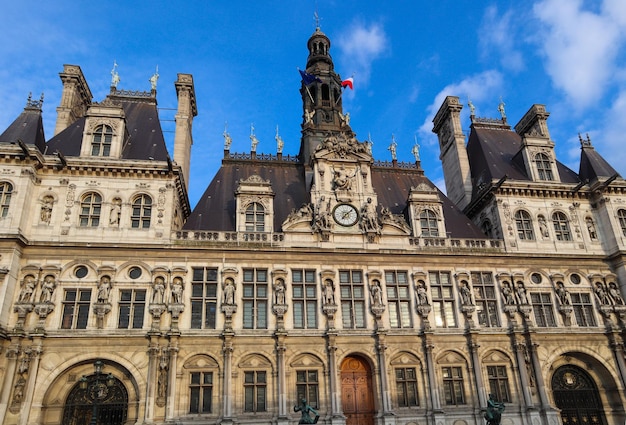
left=535, top=153, right=553, bottom=181
left=245, top=202, right=265, bottom=232
left=131, top=194, right=152, bottom=229
left=514, top=210, right=534, bottom=240
left=79, top=192, right=102, bottom=227
left=91, top=125, right=113, bottom=156
left=420, top=210, right=439, bottom=237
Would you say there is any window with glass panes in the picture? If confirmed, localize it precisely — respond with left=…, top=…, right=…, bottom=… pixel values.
left=243, top=269, right=268, bottom=329
left=471, top=272, right=500, bottom=327
left=442, top=366, right=465, bottom=405
left=385, top=271, right=411, bottom=328
left=79, top=193, right=102, bottom=227
left=292, top=269, right=317, bottom=329
left=61, top=289, right=92, bottom=329
left=296, top=370, right=319, bottom=409
left=535, top=153, right=553, bottom=181
left=118, top=289, right=146, bottom=329
left=131, top=194, right=152, bottom=228
left=244, top=371, right=266, bottom=412
left=91, top=125, right=113, bottom=156
left=191, top=267, right=218, bottom=329
left=245, top=202, right=265, bottom=231
left=340, top=270, right=366, bottom=328
left=618, top=209, right=626, bottom=237
left=429, top=271, right=456, bottom=328
left=514, top=210, right=534, bottom=240
left=395, top=367, right=419, bottom=407
left=189, top=371, right=213, bottom=413
left=552, top=212, right=572, bottom=241
left=0, top=182, right=12, bottom=217
left=487, top=366, right=511, bottom=403
left=420, top=210, right=439, bottom=237
left=571, top=293, right=596, bottom=327
left=530, top=292, right=556, bottom=327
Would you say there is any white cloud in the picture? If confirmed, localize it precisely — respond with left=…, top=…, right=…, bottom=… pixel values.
left=335, top=21, right=389, bottom=85
left=418, top=70, right=504, bottom=144
left=533, top=0, right=625, bottom=108
left=478, top=6, right=525, bottom=72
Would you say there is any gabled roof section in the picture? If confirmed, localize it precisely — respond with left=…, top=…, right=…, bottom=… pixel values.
left=46, top=91, right=168, bottom=161
left=185, top=157, right=487, bottom=239
left=467, top=121, right=581, bottom=189
left=0, top=95, right=46, bottom=152
left=184, top=159, right=308, bottom=231
left=578, top=136, right=620, bottom=183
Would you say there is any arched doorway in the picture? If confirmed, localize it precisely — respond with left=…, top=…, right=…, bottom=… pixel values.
left=552, top=365, right=606, bottom=425
left=62, top=372, right=128, bottom=425
left=340, top=355, right=375, bottom=425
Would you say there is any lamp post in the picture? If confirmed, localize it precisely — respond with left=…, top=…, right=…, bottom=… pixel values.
left=79, top=360, right=115, bottom=425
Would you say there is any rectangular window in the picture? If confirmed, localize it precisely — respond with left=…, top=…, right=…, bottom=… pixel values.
left=243, top=269, right=268, bottom=329
left=296, top=370, right=319, bottom=409
left=385, top=271, right=412, bottom=328
left=61, top=289, right=92, bottom=329
left=487, top=366, right=511, bottom=403
left=429, top=271, right=457, bottom=328
left=191, top=267, right=218, bottom=329
left=244, top=371, right=266, bottom=412
left=292, top=269, right=317, bottom=329
left=189, top=371, right=213, bottom=413
left=442, top=366, right=465, bottom=405
left=471, top=272, right=500, bottom=327
left=118, top=289, right=146, bottom=329
left=340, top=270, right=366, bottom=328
left=531, top=292, right=556, bottom=327
left=571, top=293, right=597, bottom=327
left=395, top=368, right=419, bottom=407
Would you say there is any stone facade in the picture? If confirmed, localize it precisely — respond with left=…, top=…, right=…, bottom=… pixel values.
left=0, top=26, right=625, bottom=425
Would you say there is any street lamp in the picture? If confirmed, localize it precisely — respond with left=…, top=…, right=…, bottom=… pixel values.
left=79, top=360, right=115, bottom=425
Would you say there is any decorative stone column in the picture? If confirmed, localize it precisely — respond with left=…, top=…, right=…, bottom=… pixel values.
left=18, top=338, right=42, bottom=425
left=165, top=336, right=179, bottom=422
left=145, top=338, right=160, bottom=422
left=0, top=342, right=20, bottom=423
left=221, top=335, right=234, bottom=422
left=275, top=333, right=288, bottom=424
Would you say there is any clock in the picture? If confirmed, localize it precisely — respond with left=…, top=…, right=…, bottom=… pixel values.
left=333, top=203, right=359, bottom=226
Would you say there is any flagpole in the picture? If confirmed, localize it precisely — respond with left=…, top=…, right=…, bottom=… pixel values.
left=306, top=85, right=314, bottom=103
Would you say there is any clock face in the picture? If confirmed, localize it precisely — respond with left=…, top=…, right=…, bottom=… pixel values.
left=333, top=203, right=359, bottom=226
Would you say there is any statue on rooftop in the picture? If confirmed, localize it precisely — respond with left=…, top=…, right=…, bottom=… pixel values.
left=111, top=61, right=120, bottom=88
left=388, top=135, right=397, bottom=160
left=149, top=66, right=159, bottom=90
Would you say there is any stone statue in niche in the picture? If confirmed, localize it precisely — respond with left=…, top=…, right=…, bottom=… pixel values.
left=97, top=276, right=112, bottom=303
left=459, top=281, right=473, bottom=306
left=109, top=198, right=122, bottom=227
left=370, top=280, right=383, bottom=307
left=40, top=195, right=54, bottom=224
left=18, top=275, right=36, bottom=303
left=152, top=276, right=166, bottom=304
left=323, top=279, right=335, bottom=305
left=274, top=279, right=286, bottom=305
left=171, top=277, right=184, bottom=304
left=516, top=282, right=528, bottom=305
left=501, top=282, right=516, bottom=305
left=39, top=275, right=56, bottom=303
left=416, top=281, right=429, bottom=305
left=223, top=278, right=236, bottom=305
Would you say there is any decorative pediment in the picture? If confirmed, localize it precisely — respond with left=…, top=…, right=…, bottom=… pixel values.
left=313, top=132, right=372, bottom=160
left=482, top=350, right=511, bottom=364
left=436, top=350, right=468, bottom=364
left=290, top=353, right=324, bottom=368
left=183, top=354, right=219, bottom=369
left=238, top=353, right=272, bottom=369
left=390, top=352, right=422, bottom=366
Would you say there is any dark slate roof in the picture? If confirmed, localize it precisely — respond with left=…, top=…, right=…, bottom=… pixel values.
left=0, top=106, right=46, bottom=152
left=467, top=123, right=581, bottom=187
left=185, top=158, right=487, bottom=239
left=46, top=95, right=168, bottom=161
left=579, top=144, right=620, bottom=183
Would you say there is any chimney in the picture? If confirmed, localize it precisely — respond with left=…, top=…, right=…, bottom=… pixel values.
left=173, top=74, right=197, bottom=190
left=54, top=65, right=92, bottom=136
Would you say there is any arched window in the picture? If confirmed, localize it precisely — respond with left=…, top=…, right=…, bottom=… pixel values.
left=0, top=182, right=13, bottom=217
left=131, top=194, right=152, bottom=229
left=552, top=211, right=572, bottom=241
left=91, top=125, right=113, bottom=156
left=552, top=365, right=606, bottom=425
left=245, top=202, right=265, bottom=232
left=79, top=193, right=102, bottom=227
left=618, top=209, right=626, bottom=237
left=514, top=210, right=534, bottom=240
left=420, top=210, right=439, bottom=237
left=535, top=153, right=553, bottom=181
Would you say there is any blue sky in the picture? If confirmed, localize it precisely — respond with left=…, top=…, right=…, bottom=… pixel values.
left=2, top=1, right=626, bottom=207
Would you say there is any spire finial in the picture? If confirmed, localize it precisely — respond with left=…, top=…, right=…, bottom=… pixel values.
left=314, top=9, right=322, bottom=30
left=111, top=60, right=120, bottom=88
left=149, top=65, right=159, bottom=91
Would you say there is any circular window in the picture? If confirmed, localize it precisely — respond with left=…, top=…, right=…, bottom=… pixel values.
left=570, top=273, right=581, bottom=285
left=531, top=273, right=542, bottom=284
left=128, top=267, right=142, bottom=279
left=74, top=266, right=88, bottom=279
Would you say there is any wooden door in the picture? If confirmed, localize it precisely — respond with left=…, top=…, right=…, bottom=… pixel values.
left=341, top=356, right=375, bottom=425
